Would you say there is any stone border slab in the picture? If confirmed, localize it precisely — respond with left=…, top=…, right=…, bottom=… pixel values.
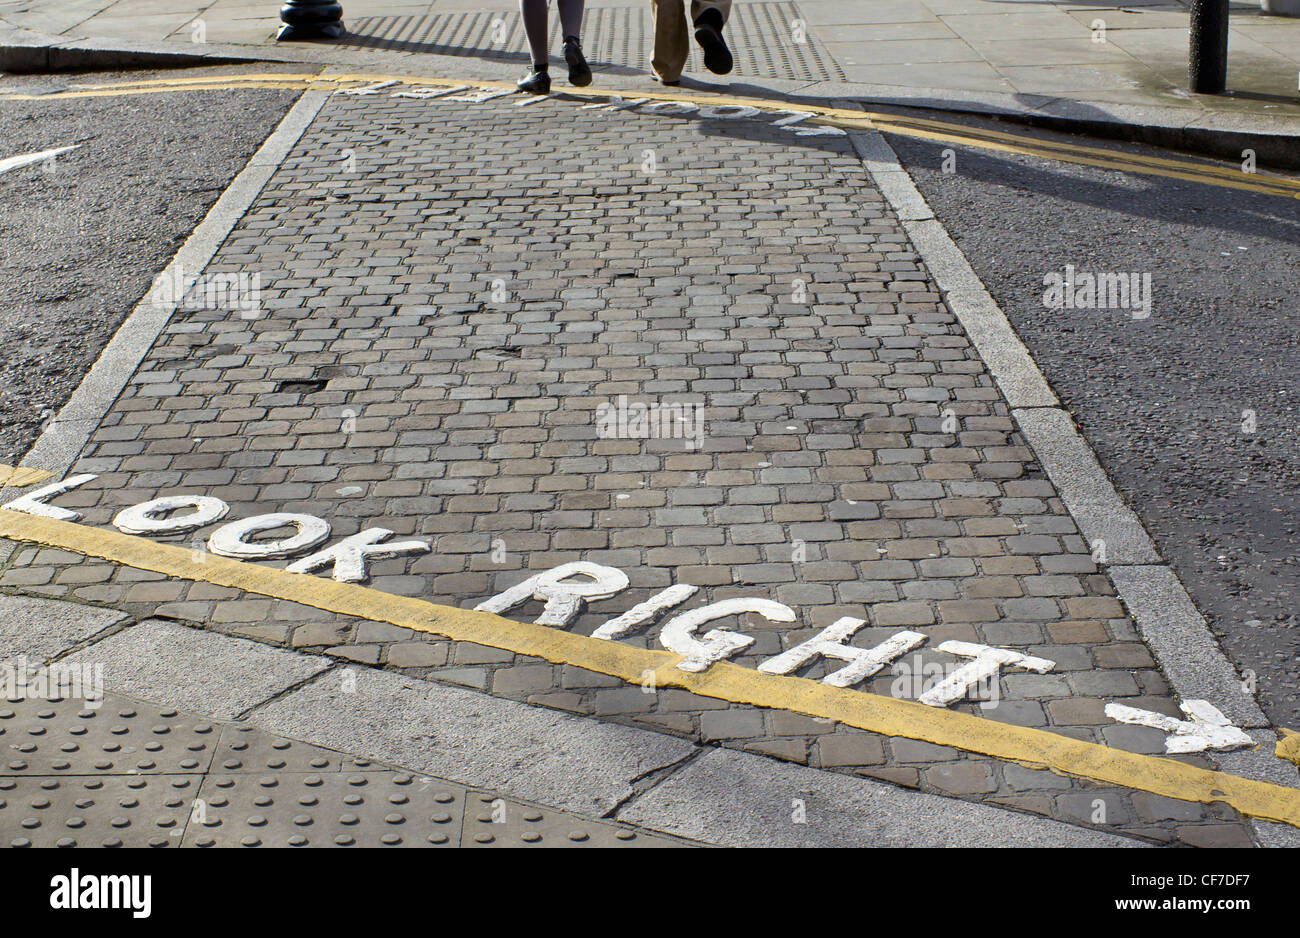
left=1013, top=406, right=1159, bottom=564
left=617, top=747, right=1144, bottom=847
left=246, top=664, right=697, bottom=819
left=1108, top=566, right=1268, bottom=730
left=0, top=593, right=126, bottom=663
left=846, top=118, right=1284, bottom=847
left=62, top=618, right=331, bottom=720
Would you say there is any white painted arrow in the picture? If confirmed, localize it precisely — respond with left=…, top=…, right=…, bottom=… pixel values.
left=1104, top=699, right=1253, bottom=753
left=0, top=145, right=80, bottom=176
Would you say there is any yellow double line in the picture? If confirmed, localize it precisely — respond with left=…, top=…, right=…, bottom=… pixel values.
left=6, top=71, right=1298, bottom=199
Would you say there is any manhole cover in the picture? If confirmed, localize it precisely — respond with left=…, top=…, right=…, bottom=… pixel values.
left=340, top=2, right=844, bottom=82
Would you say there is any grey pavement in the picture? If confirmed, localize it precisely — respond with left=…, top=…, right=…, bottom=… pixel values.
left=3, top=0, right=1300, bottom=148
left=0, top=592, right=125, bottom=663
left=0, top=592, right=1155, bottom=846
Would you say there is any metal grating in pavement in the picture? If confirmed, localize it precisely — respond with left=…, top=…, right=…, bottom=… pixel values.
left=340, top=2, right=844, bottom=81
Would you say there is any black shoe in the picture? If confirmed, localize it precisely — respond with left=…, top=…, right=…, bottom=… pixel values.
left=693, top=21, right=733, bottom=75
left=563, top=36, right=592, bottom=87
left=516, top=68, right=551, bottom=94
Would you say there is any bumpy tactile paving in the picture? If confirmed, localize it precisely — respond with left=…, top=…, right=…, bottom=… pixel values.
left=210, top=724, right=383, bottom=774
left=461, top=792, right=685, bottom=848
left=0, top=690, right=689, bottom=847
left=1, top=774, right=201, bottom=848
left=182, top=771, right=466, bottom=847
left=0, top=693, right=218, bottom=776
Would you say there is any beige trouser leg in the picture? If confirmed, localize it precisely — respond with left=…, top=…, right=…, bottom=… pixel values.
left=650, top=0, right=732, bottom=82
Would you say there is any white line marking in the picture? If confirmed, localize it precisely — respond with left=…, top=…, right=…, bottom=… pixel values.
left=0, top=144, right=80, bottom=175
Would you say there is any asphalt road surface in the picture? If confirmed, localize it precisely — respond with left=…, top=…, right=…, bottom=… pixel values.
left=0, top=65, right=303, bottom=465
left=885, top=116, right=1300, bottom=729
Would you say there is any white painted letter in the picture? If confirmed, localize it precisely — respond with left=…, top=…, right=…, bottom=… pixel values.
left=592, top=584, right=699, bottom=640
left=660, top=598, right=795, bottom=673
left=474, top=561, right=629, bottom=627
left=918, top=641, right=1055, bottom=707
left=113, top=495, right=229, bottom=535
left=759, top=620, right=927, bottom=688
left=2, top=474, right=97, bottom=521
left=207, top=513, right=331, bottom=560
left=285, top=527, right=431, bottom=583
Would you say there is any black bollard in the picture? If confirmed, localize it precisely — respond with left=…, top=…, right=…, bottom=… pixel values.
left=1188, top=0, right=1229, bottom=94
left=277, top=0, right=345, bottom=41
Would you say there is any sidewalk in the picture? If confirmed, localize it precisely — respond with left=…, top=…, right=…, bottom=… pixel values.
left=1, top=75, right=1297, bottom=846
left=3, top=0, right=1300, bottom=149
left=0, top=598, right=694, bottom=848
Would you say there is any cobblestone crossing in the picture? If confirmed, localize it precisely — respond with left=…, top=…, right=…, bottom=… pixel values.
left=0, top=88, right=1260, bottom=845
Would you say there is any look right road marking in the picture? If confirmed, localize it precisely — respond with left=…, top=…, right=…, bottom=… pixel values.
left=1, top=508, right=1297, bottom=829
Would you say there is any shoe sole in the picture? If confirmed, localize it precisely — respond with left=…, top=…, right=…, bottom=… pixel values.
left=693, top=25, right=733, bottom=75
left=565, top=48, right=593, bottom=87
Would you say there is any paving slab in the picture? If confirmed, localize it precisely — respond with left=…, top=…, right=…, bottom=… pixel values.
left=0, top=592, right=126, bottom=663
left=60, top=618, right=332, bottom=720
left=247, top=665, right=697, bottom=818
left=618, top=746, right=1147, bottom=847
left=0, top=685, right=688, bottom=847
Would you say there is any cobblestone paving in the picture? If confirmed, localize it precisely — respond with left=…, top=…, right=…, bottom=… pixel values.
left=0, top=90, right=1258, bottom=846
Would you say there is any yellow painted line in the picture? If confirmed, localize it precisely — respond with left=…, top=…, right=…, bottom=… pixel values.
left=68, top=72, right=331, bottom=89
left=2, top=82, right=343, bottom=101
left=855, top=111, right=1300, bottom=192
left=0, top=466, right=54, bottom=488
left=0, top=508, right=1298, bottom=828
left=8, top=70, right=1296, bottom=198
left=1278, top=729, right=1300, bottom=768
left=847, top=119, right=1300, bottom=200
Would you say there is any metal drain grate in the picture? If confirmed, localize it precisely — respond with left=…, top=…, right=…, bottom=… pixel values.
left=340, top=2, right=844, bottom=81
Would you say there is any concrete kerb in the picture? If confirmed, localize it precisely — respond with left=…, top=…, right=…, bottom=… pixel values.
left=0, top=23, right=255, bottom=73
left=842, top=110, right=1285, bottom=845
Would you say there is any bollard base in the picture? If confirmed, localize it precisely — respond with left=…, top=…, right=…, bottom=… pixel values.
left=278, top=0, right=345, bottom=42
left=276, top=21, right=346, bottom=41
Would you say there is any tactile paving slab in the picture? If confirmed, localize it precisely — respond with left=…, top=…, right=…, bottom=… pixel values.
left=0, top=689, right=693, bottom=847
left=342, top=2, right=844, bottom=81
left=183, top=771, right=466, bottom=847
left=1, top=692, right=218, bottom=776
left=1, top=775, right=201, bottom=848
left=461, top=791, right=685, bottom=848
left=210, top=724, right=382, bottom=774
